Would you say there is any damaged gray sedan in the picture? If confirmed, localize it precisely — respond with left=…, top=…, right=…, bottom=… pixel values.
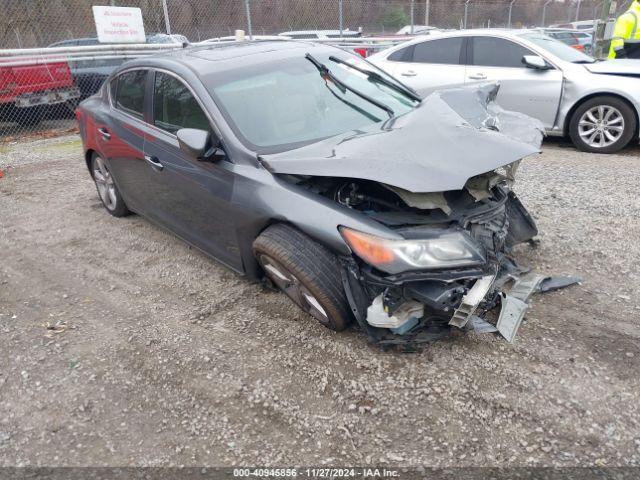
left=78, top=41, right=578, bottom=347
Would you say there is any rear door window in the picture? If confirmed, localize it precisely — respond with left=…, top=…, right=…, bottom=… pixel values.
left=471, top=37, right=535, bottom=68
left=112, top=70, right=147, bottom=119
left=153, top=72, right=210, bottom=134
left=412, top=37, right=464, bottom=64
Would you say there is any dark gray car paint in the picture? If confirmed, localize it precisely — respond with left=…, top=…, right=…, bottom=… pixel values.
left=261, top=84, right=544, bottom=193
left=80, top=41, right=542, bottom=282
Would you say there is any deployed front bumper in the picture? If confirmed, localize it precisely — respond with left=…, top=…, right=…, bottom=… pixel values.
left=341, top=249, right=580, bottom=348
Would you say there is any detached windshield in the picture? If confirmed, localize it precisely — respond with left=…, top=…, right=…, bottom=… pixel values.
left=519, top=32, right=596, bottom=63
left=206, top=52, right=419, bottom=152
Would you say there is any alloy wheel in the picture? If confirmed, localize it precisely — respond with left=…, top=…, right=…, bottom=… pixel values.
left=259, top=254, right=329, bottom=324
left=578, top=105, right=625, bottom=149
left=93, top=156, right=117, bottom=211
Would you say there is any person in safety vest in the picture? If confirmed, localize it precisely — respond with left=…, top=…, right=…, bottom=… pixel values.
left=609, top=0, right=640, bottom=58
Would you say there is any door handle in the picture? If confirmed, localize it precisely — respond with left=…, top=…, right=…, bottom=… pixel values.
left=401, top=70, right=417, bottom=77
left=144, top=155, right=164, bottom=171
left=468, top=73, right=488, bottom=80
left=98, top=127, right=111, bottom=140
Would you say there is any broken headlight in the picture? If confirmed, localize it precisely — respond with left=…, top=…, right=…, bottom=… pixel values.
left=340, top=227, right=486, bottom=274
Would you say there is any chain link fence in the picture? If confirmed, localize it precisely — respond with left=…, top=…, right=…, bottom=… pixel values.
left=0, top=0, right=634, bottom=142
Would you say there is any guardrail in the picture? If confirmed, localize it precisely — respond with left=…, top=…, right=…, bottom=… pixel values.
left=0, top=37, right=410, bottom=67
left=0, top=44, right=185, bottom=67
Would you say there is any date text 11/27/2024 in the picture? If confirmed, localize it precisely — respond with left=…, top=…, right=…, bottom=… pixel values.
left=232, top=468, right=400, bottom=478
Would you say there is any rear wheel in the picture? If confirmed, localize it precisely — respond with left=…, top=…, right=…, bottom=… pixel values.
left=253, top=224, right=352, bottom=332
left=91, top=153, right=129, bottom=217
left=569, top=96, right=636, bottom=154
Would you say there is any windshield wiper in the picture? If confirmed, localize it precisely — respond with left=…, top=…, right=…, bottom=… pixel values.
left=328, top=55, right=422, bottom=102
left=305, top=53, right=394, bottom=119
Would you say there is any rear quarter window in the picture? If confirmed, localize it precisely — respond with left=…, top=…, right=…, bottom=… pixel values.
left=388, top=45, right=414, bottom=62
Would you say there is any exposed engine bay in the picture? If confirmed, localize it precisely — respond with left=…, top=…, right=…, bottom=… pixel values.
left=261, top=83, right=581, bottom=348
left=292, top=170, right=580, bottom=348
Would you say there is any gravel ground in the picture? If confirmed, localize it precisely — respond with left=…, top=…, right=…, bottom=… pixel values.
left=0, top=135, right=639, bottom=468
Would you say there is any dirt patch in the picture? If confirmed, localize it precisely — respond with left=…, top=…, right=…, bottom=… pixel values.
left=0, top=135, right=639, bottom=467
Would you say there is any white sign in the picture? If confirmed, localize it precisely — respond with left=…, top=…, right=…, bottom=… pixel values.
left=92, top=6, right=146, bottom=43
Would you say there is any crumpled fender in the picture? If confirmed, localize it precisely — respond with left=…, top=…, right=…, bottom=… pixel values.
left=260, top=83, right=544, bottom=193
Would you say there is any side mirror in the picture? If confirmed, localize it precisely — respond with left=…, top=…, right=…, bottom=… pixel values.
left=523, top=55, right=551, bottom=70
left=177, top=128, right=221, bottom=160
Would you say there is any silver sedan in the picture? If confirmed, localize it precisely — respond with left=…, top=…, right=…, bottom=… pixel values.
left=369, top=29, right=640, bottom=153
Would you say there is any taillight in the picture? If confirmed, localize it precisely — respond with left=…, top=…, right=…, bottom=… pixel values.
left=571, top=44, right=585, bottom=52
left=354, top=48, right=368, bottom=58
left=75, top=109, right=82, bottom=122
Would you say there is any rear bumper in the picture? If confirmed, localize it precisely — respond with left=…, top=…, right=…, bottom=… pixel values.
left=14, top=87, right=80, bottom=108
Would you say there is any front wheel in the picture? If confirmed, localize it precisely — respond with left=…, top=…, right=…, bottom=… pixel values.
left=569, top=96, right=637, bottom=154
left=253, top=224, right=352, bottom=332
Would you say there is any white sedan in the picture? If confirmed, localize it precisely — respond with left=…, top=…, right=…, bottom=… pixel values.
left=369, top=29, right=640, bottom=153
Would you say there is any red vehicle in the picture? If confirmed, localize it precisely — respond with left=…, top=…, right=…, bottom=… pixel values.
left=0, top=58, right=80, bottom=127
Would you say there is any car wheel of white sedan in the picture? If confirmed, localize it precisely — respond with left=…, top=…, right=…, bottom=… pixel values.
left=569, top=96, right=637, bottom=154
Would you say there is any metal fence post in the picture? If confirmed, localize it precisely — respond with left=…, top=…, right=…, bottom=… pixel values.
left=594, top=0, right=614, bottom=58
left=464, top=0, right=471, bottom=29
left=410, top=0, right=415, bottom=34
left=542, top=0, right=553, bottom=26
left=508, top=0, right=516, bottom=28
left=575, top=0, right=583, bottom=21
left=339, top=0, right=344, bottom=37
left=244, top=0, right=253, bottom=40
left=161, top=0, right=171, bottom=35
left=425, top=0, right=430, bottom=26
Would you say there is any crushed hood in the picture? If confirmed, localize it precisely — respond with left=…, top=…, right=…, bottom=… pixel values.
left=260, top=83, right=544, bottom=193
left=584, top=59, right=640, bottom=77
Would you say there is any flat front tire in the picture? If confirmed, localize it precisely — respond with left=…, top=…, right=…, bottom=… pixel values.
left=91, top=153, right=129, bottom=217
left=569, top=96, right=637, bottom=154
left=253, top=224, right=352, bottom=332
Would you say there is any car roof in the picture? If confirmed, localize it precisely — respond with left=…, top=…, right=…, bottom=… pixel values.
left=392, top=28, right=538, bottom=46
left=49, top=37, right=100, bottom=47
left=118, top=40, right=340, bottom=77
left=279, top=30, right=359, bottom=35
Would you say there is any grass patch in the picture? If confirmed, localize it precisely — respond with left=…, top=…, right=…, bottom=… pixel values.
left=32, top=138, right=82, bottom=153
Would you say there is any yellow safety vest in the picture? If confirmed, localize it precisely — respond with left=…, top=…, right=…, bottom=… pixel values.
left=609, top=1, right=640, bottom=58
